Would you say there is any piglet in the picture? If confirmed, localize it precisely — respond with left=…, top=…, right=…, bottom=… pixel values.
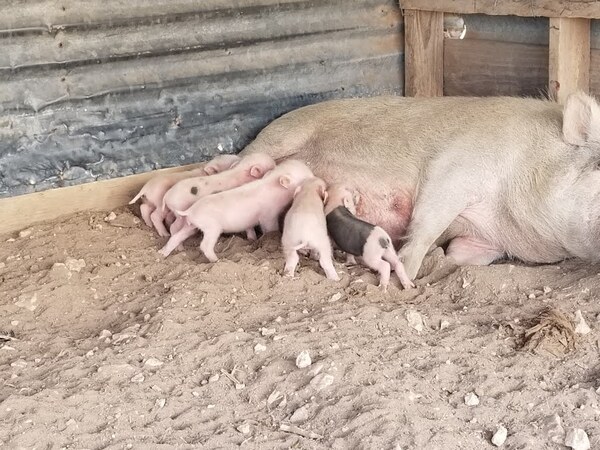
left=281, top=177, right=339, bottom=280
left=159, top=159, right=314, bottom=260
left=129, top=154, right=240, bottom=236
left=163, top=152, right=276, bottom=236
left=324, top=184, right=414, bottom=290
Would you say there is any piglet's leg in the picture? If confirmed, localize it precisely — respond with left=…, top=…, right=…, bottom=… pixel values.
left=170, top=216, right=185, bottom=235
left=159, top=224, right=196, bottom=257
left=150, top=209, right=170, bottom=237
left=246, top=228, right=257, bottom=241
left=345, top=254, right=357, bottom=266
left=165, top=212, right=176, bottom=227
left=382, top=247, right=415, bottom=289
left=283, top=248, right=300, bottom=277
left=259, top=215, right=280, bottom=234
left=318, top=248, right=340, bottom=281
left=362, top=251, right=391, bottom=291
left=199, top=227, right=222, bottom=263
left=139, top=204, right=154, bottom=228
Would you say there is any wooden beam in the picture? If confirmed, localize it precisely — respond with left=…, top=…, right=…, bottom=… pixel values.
left=404, top=9, right=444, bottom=97
left=549, top=17, right=591, bottom=103
left=0, top=164, right=202, bottom=235
left=400, top=0, right=600, bottom=19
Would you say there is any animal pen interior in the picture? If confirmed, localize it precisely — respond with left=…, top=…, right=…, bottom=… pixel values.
left=2, top=1, right=600, bottom=449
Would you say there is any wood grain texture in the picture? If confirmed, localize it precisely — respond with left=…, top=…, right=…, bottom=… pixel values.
left=400, top=0, right=600, bottom=19
left=404, top=9, right=444, bottom=97
left=444, top=39, right=549, bottom=97
left=549, top=17, right=591, bottom=103
left=0, top=163, right=203, bottom=235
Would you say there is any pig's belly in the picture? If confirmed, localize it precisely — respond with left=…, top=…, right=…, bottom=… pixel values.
left=353, top=189, right=414, bottom=243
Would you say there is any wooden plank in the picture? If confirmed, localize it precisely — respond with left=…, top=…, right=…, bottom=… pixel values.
left=0, top=164, right=204, bottom=235
left=549, top=17, right=591, bottom=103
left=404, top=9, right=444, bottom=97
left=444, top=39, right=548, bottom=97
left=400, top=0, right=600, bottom=19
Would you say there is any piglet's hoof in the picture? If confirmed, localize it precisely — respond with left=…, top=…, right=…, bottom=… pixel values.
left=158, top=248, right=170, bottom=257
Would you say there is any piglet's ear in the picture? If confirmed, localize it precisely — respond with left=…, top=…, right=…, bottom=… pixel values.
left=322, top=191, right=328, bottom=204
left=563, top=91, right=600, bottom=146
left=352, top=191, right=360, bottom=206
left=279, top=175, right=292, bottom=189
left=250, top=165, right=263, bottom=178
left=293, top=186, right=302, bottom=198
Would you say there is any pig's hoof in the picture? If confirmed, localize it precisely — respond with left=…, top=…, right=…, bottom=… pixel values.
left=157, top=230, right=171, bottom=238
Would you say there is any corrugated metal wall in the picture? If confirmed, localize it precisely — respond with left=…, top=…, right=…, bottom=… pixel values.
left=0, top=0, right=403, bottom=198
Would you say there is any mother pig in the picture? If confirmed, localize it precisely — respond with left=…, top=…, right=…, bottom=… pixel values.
left=239, top=92, right=600, bottom=281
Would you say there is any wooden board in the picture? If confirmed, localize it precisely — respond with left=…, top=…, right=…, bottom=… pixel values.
left=400, top=0, right=600, bottom=19
left=404, top=9, right=444, bottom=97
left=549, top=17, right=591, bottom=103
left=444, top=39, right=549, bottom=97
left=0, top=164, right=202, bottom=235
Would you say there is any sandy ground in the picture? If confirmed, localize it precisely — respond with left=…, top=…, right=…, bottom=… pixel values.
left=1, top=207, right=600, bottom=450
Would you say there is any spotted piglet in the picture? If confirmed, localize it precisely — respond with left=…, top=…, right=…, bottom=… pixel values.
left=324, top=184, right=414, bottom=290
left=281, top=177, right=339, bottom=280
left=129, top=154, right=240, bottom=236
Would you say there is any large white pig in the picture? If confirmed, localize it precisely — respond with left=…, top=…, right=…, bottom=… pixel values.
left=238, top=91, right=600, bottom=281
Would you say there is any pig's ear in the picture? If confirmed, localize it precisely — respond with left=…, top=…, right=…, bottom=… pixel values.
left=563, top=91, right=600, bottom=146
left=322, top=191, right=329, bottom=204
left=352, top=191, right=360, bottom=206
left=293, top=186, right=302, bottom=198
left=250, top=165, right=263, bottom=178
left=279, top=175, right=292, bottom=189
left=204, top=165, right=218, bottom=175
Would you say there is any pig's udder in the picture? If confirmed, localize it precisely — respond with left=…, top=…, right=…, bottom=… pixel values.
left=355, top=189, right=413, bottom=242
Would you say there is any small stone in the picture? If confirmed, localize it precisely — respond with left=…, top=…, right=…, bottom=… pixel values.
left=543, top=413, right=565, bottom=443
left=406, top=310, right=424, bottom=332
left=296, top=351, right=312, bottom=369
left=543, top=286, right=552, bottom=294
left=267, top=390, right=286, bottom=409
left=201, top=379, right=208, bottom=385
left=144, top=314, right=151, bottom=322
left=144, top=357, right=163, bottom=368
left=329, top=292, right=343, bottom=303
left=439, top=319, right=450, bottom=331
left=15, top=293, right=38, bottom=312
left=464, top=392, right=479, bottom=406
left=10, top=359, right=27, bottom=369
left=104, top=212, right=117, bottom=222
left=564, top=428, right=590, bottom=450
left=310, top=373, right=334, bottom=391
left=491, top=425, right=507, bottom=446
left=236, top=423, right=251, bottom=434
left=275, top=316, right=283, bottom=323
left=235, top=383, right=245, bottom=390
left=290, top=404, right=310, bottom=423
left=155, top=398, right=166, bottom=409
left=85, top=350, right=94, bottom=357
left=11, top=320, right=19, bottom=326
left=260, top=327, right=276, bottom=336
left=65, top=257, right=86, bottom=272
left=208, top=374, right=219, bottom=383
left=192, top=391, right=200, bottom=397
left=0, top=262, right=5, bottom=269
left=99, top=330, right=112, bottom=339
left=574, top=310, right=591, bottom=335
left=130, top=373, right=145, bottom=383
left=528, top=293, right=536, bottom=299
left=144, top=274, right=153, bottom=282
left=18, top=229, right=32, bottom=238
left=254, top=343, right=267, bottom=353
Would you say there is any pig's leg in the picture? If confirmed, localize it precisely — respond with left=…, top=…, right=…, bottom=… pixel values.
left=259, top=215, right=280, bottom=234
left=150, top=209, right=170, bottom=237
left=158, top=224, right=197, bottom=257
left=139, top=203, right=154, bottom=228
left=170, top=216, right=185, bottom=235
left=246, top=228, right=257, bottom=241
left=382, top=247, right=415, bottom=289
left=398, top=184, right=469, bottom=280
left=362, top=252, right=391, bottom=291
left=199, top=227, right=222, bottom=262
left=165, top=212, right=176, bottom=227
left=446, top=236, right=504, bottom=266
left=283, top=248, right=300, bottom=277
left=317, top=247, right=340, bottom=281
left=345, top=254, right=357, bottom=266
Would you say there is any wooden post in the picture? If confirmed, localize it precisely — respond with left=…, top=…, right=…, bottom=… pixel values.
left=404, top=9, right=444, bottom=97
left=549, top=17, right=590, bottom=103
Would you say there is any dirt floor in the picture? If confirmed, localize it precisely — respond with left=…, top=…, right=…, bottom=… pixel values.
left=1, top=207, right=600, bottom=450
